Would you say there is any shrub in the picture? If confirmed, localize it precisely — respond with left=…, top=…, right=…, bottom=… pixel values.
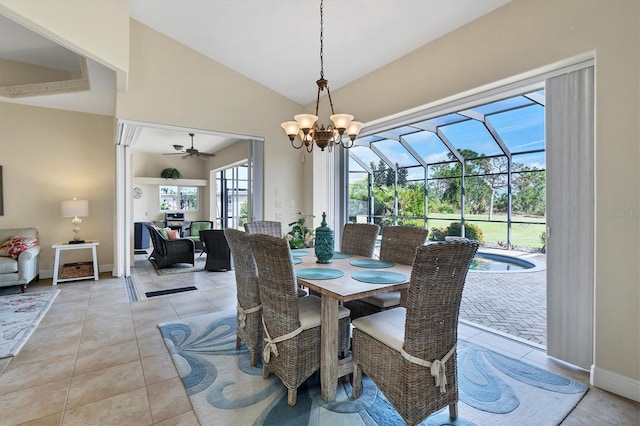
left=447, top=222, right=484, bottom=243
left=539, top=231, right=546, bottom=253
left=428, top=227, right=448, bottom=241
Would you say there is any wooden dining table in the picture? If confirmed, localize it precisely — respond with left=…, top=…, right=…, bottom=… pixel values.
left=293, top=250, right=413, bottom=402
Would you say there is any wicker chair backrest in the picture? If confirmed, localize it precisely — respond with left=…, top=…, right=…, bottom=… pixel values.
left=403, top=240, right=479, bottom=361
left=224, top=228, right=260, bottom=309
left=379, top=225, right=428, bottom=265
left=249, top=233, right=301, bottom=336
left=145, top=224, right=167, bottom=256
left=244, top=221, right=283, bottom=238
left=341, top=223, right=380, bottom=258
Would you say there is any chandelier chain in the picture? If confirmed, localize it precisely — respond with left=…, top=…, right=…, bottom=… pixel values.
left=319, top=0, right=324, bottom=80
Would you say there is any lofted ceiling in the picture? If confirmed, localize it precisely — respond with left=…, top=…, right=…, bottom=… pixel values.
left=0, top=0, right=510, bottom=155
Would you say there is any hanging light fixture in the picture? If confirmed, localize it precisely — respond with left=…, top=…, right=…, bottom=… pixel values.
left=281, top=0, right=363, bottom=153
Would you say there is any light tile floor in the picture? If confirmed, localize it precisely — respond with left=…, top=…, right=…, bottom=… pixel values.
left=0, top=257, right=637, bottom=425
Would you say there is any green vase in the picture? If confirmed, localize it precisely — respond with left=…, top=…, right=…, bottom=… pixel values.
left=314, top=212, right=334, bottom=264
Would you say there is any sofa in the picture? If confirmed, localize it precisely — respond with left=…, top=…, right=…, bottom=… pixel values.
left=0, top=227, right=41, bottom=292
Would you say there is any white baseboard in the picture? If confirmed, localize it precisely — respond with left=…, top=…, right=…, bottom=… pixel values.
left=591, top=365, right=640, bottom=402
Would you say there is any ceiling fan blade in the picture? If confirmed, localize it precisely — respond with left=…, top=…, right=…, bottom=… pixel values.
left=163, top=152, right=186, bottom=155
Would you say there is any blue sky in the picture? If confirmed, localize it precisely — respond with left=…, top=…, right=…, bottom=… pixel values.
left=349, top=90, right=546, bottom=183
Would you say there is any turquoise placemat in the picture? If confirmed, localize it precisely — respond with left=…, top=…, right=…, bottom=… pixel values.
left=293, top=257, right=303, bottom=265
left=350, top=259, right=395, bottom=268
left=332, top=252, right=352, bottom=259
left=291, top=249, right=310, bottom=257
left=296, top=268, right=344, bottom=280
left=351, top=271, right=407, bottom=284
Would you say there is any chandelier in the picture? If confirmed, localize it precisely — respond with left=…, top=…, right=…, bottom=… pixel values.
left=280, top=0, right=363, bottom=153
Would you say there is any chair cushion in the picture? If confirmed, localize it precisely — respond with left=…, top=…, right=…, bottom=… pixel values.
left=190, top=222, right=212, bottom=236
left=166, top=229, right=180, bottom=240
left=360, top=291, right=401, bottom=308
left=0, top=236, right=39, bottom=259
left=352, top=307, right=406, bottom=352
left=0, top=256, right=18, bottom=274
left=297, top=295, right=350, bottom=330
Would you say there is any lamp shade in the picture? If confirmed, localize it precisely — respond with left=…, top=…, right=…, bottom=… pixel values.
left=61, top=199, right=89, bottom=217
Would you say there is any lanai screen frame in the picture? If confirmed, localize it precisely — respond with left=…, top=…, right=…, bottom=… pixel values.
left=347, top=87, right=546, bottom=250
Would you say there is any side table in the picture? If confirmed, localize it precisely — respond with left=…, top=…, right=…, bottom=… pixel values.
left=52, top=241, right=100, bottom=285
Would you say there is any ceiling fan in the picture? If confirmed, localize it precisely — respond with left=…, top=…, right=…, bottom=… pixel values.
left=163, top=133, right=215, bottom=159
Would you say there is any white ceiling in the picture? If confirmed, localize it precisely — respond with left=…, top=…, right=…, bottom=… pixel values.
left=0, top=0, right=510, bottom=155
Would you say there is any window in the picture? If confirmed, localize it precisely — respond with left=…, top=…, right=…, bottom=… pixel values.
left=347, top=88, right=546, bottom=250
left=159, top=186, right=198, bottom=211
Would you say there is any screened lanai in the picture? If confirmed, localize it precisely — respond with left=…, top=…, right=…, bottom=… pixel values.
left=348, top=88, right=546, bottom=251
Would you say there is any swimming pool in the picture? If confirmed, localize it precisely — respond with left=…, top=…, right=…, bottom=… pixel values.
left=470, top=252, right=535, bottom=271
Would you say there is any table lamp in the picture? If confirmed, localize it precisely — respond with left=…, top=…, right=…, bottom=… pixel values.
left=61, top=198, right=89, bottom=244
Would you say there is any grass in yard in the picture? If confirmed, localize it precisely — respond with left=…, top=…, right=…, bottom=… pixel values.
left=427, top=214, right=546, bottom=251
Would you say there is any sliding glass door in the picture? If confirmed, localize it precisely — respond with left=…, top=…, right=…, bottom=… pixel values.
left=215, top=164, right=249, bottom=230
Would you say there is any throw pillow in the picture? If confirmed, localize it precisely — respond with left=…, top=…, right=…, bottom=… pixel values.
left=0, top=236, right=39, bottom=259
left=155, top=227, right=169, bottom=239
left=166, top=229, right=180, bottom=240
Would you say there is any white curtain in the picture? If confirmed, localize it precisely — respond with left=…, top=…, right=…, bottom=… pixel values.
left=545, top=66, right=594, bottom=370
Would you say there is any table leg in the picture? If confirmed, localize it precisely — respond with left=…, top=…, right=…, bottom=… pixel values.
left=320, top=295, right=338, bottom=402
left=52, top=248, right=61, bottom=286
left=91, top=246, right=99, bottom=281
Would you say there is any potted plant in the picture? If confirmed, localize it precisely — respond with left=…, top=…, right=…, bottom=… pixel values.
left=286, top=212, right=315, bottom=248
left=161, top=168, right=182, bottom=179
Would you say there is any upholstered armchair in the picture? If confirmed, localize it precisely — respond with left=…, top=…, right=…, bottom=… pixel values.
left=145, top=224, right=195, bottom=269
left=0, top=227, right=41, bottom=292
left=184, top=221, right=213, bottom=251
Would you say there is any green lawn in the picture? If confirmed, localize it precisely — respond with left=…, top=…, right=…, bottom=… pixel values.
left=427, top=214, right=546, bottom=251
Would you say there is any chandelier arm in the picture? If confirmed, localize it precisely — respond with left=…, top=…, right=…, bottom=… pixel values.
left=315, top=86, right=322, bottom=117
left=291, top=137, right=305, bottom=150
left=325, top=85, right=336, bottom=116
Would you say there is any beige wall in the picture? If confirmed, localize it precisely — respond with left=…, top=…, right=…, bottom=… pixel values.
left=117, top=20, right=309, bottom=222
left=0, top=58, right=74, bottom=86
left=0, top=102, right=115, bottom=276
left=328, top=0, right=639, bottom=394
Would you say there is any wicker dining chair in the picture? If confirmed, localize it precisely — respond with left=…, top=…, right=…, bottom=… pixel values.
left=224, top=228, right=262, bottom=366
left=351, top=239, right=479, bottom=425
left=248, top=233, right=351, bottom=406
left=340, top=223, right=380, bottom=257
left=345, top=225, right=428, bottom=319
left=244, top=220, right=283, bottom=238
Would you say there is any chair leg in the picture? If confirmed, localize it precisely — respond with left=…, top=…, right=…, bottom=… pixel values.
left=449, top=402, right=458, bottom=420
left=352, top=362, right=362, bottom=398
left=250, top=350, right=258, bottom=366
left=262, top=365, right=270, bottom=379
left=287, top=388, right=297, bottom=406
left=236, top=336, right=241, bottom=349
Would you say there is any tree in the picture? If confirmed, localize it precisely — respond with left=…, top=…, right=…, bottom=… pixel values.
left=512, top=168, right=546, bottom=216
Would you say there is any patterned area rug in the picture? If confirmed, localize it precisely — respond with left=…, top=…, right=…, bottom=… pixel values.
left=0, top=290, right=59, bottom=358
left=150, top=256, right=206, bottom=276
left=158, top=311, right=588, bottom=426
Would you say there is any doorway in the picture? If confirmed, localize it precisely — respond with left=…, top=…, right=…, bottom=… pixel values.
left=114, top=119, right=264, bottom=278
